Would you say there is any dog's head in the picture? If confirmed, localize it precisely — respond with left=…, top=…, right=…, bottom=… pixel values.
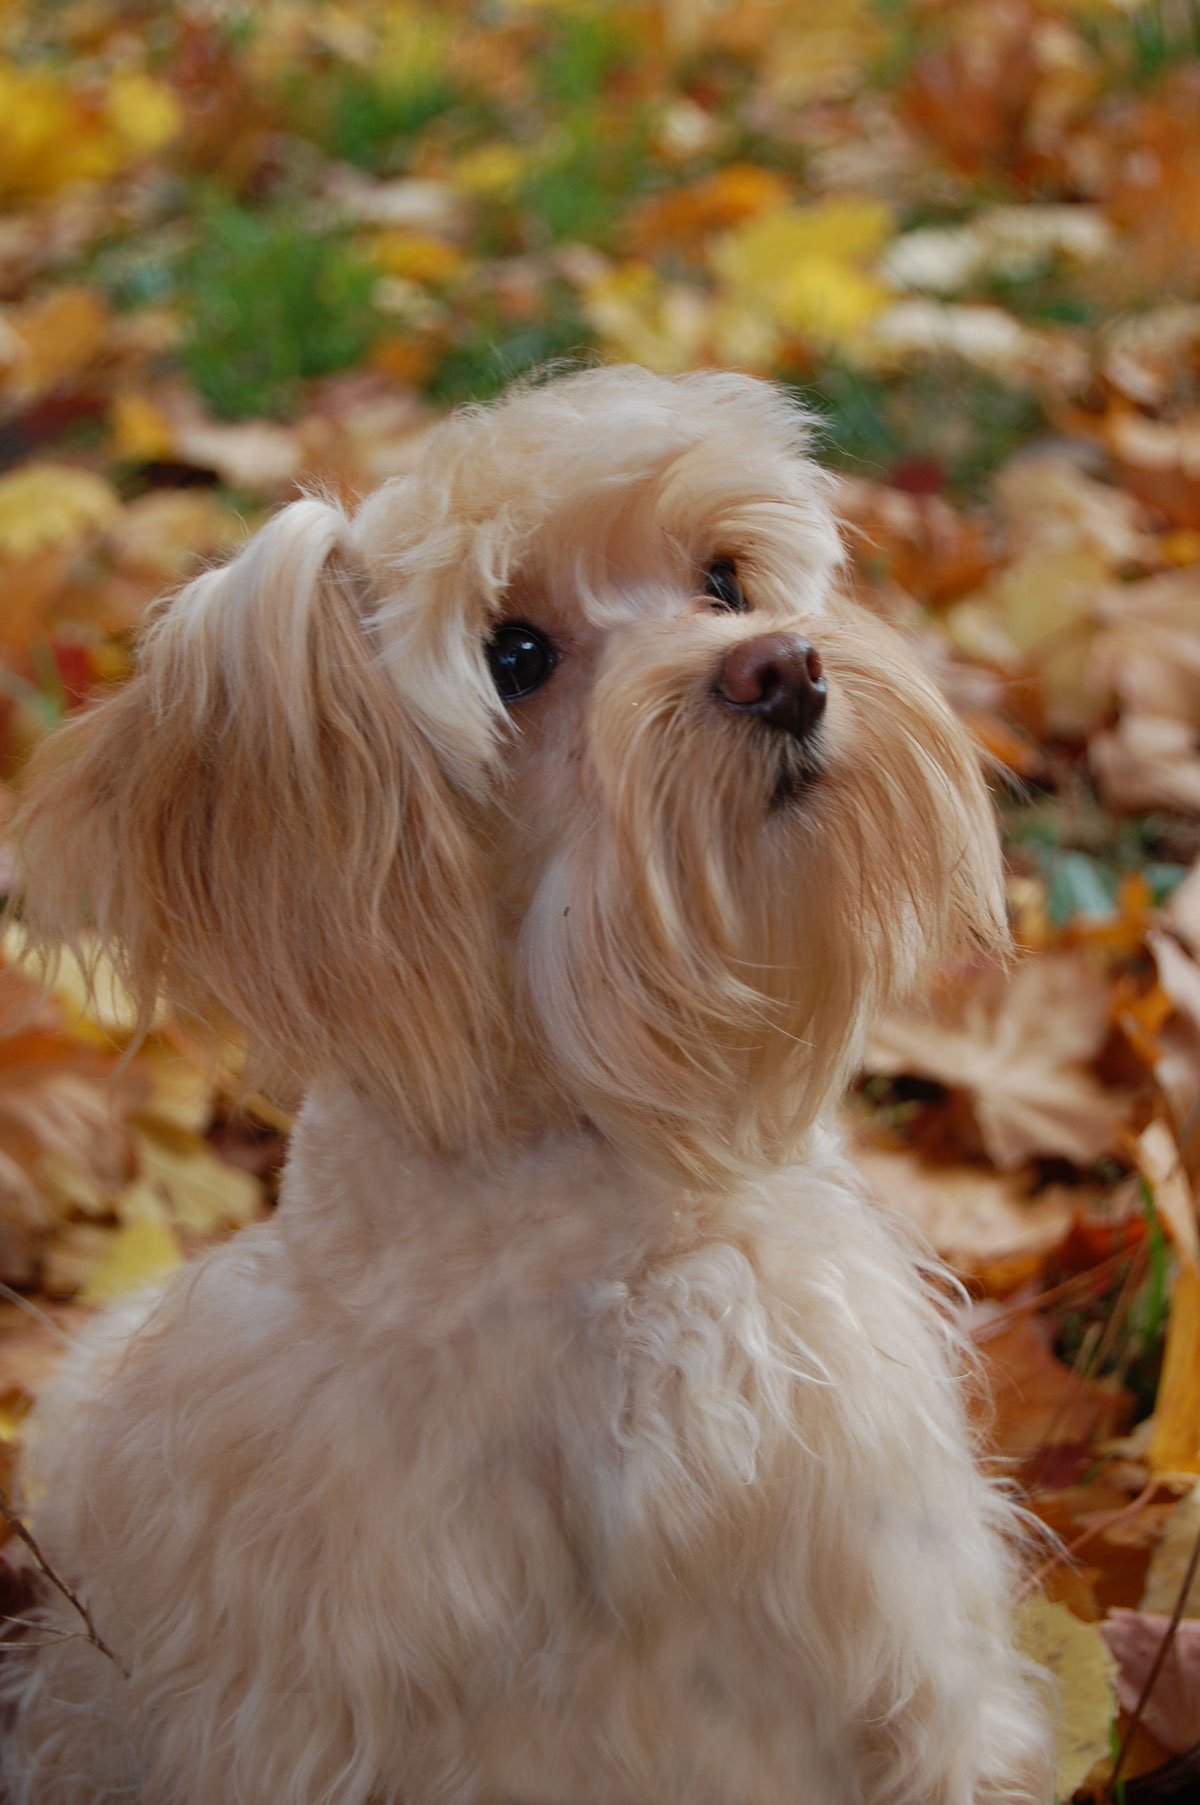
left=15, top=368, right=1006, bottom=1184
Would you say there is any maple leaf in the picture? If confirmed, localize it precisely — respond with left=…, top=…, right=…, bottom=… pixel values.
left=866, top=954, right=1128, bottom=1171
left=973, top=1313, right=1128, bottom=1457
left=710, top=198, right=894, bottom=351
left=853, top=1138, right=1072, bottom=1271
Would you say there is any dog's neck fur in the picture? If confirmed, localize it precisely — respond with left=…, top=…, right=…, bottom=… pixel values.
left=274, top=1081, right=834, bottom=1309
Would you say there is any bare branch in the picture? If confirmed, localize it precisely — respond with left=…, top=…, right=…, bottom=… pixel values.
left=1105, top=1509, right=1200, bottom=1802
left=0, top=1489, right=128, bottom=1677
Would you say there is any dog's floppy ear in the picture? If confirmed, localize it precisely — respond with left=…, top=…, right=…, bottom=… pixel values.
left=12, top=497, right=504, bottom=1148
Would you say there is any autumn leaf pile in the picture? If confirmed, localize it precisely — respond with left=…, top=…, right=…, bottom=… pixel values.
left=3, top=0, right=1200, bottom=1791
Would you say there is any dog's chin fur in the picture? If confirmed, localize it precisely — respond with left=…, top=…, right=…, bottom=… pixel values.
left=3, top=367, right=1053, bottom=1804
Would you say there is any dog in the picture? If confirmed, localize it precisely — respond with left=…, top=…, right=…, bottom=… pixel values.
left=3, top=366, right=1052, bottom=1803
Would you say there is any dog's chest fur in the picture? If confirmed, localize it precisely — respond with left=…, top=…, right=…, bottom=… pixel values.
left=88, top=1085, right=986, bottom=1799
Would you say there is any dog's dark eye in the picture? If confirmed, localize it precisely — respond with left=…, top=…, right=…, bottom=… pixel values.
left=704, top=559, right=748, bottom=613
left=486, top=623, right=557, bottom=702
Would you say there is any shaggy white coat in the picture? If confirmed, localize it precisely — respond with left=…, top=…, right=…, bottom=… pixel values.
left=3, top=367, right=1052, bottom=1804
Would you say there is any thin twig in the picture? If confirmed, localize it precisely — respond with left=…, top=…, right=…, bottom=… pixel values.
left=0, top=1634, right=94, bottom=1652
left=2, top=1612, right=81, bottom=1636
left=971, top=1247, right=1135, bottom=1341
left=0, top=1282, right=86, bottom=1351
left=0, top=1489, right=128, bottom=1676
left=1104, top=1510, right=1200, bottom=1802
left=1018, top=1476, right=1158, bottom=1602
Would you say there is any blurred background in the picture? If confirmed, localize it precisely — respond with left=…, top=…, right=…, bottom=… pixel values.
left=2, top=1, right=1200, bottom=1791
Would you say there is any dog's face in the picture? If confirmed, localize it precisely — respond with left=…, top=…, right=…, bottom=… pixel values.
left=16, top=368, right=1005, bottom=1184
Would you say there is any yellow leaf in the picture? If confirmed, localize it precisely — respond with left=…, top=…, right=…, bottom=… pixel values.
left=134, top=1128, right=262, bottom=1237
left=711, top=199, right=894, bottom=349
left=1141, top=1480, right=1200, bottom=1616
left=1014, top=1595, right=1118, bottom=1799
left=3, top=925, right=153, bottom=1039
left=0, top=65, right=115, bottom=200
left=582, top=264, right=709, bottom=373
left=371, top=230, right=466, bottom=285
left=80, top=1206, right=182, bottom=1306
left=453, top=143, right=526, bottom=198
left=0, top=288, right=109, bottom=409
left=1151, top=1263, right=1200, bottom=1474
left=0, top=464, right=119, bottom=560
left=110, top=392, right=176, bottom=464
left=104, top=71, right=182, bottom=156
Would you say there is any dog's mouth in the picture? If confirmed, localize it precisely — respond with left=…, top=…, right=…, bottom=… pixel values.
left=769, top=738, right=824, bottom=812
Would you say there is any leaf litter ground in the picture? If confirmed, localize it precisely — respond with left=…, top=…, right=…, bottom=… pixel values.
left=3, top=2, right=1200, bottom=1793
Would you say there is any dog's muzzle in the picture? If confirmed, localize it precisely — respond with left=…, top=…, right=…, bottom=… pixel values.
left=714, top=633, right=827, bottom=742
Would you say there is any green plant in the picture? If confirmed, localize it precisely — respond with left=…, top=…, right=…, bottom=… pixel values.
left=182, top=201, right=380, bottom=419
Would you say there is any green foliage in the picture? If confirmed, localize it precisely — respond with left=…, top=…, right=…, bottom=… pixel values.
left=322, top=65, right=462, bottom=172
left=1085, top=0, right=1200, bottom=86
left=181, top=202, right=380, bottom=419
left=517, top=116, right=655, bottom=248
left=534, top=4, right=635, bottom=108
left=796, top=360, right=1045, bottom=495
left=517, top=6, right=653, bottom=249
left=428, top=300, right=594, bottom=405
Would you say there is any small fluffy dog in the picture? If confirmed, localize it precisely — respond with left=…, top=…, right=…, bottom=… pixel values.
left=4, top=367, right=1051, bottom=1803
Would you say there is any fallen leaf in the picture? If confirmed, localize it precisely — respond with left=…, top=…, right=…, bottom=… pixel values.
left=973, top=1313, right=1127, bottom=1457
left=1129, top=1119, right=1199, bottom=1270
left=1102, top=1609, right=1200, bottom=1754
left=1150, top=1264, right=1200, bottom=1475
left=853, top=1140, right=1072, bottom=1270
left=78, top=1193, right=182, bottom=1307
left=866, top=954, right=1127, bottom=1170
left=1014, top=1594, right=1118, bottom=1799
left=133, top=1127, right=262, bottom=1238
left=710, top=198, right=894, bottom=350
left=0, top=465, right=119, bottom=562
left=1141, top=1480, right=1200, bottom=1618
left=1091, top=715, right=1200, bottom=818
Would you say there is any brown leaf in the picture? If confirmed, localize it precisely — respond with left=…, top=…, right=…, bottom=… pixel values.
left=972, top=1312, right=1128, bottom=1458
left=866, top=954, right=1128, bottom=1169
left=853, top=1139, right=1072, bottom=1270
left=1091, top=715, right=1200, bottom=817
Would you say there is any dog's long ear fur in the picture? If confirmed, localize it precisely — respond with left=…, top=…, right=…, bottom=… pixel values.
left=12, top=497, right=504, bottom=1149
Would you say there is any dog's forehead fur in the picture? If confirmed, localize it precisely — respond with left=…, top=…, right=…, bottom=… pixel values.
left=355, top=364, right=844, bottom=639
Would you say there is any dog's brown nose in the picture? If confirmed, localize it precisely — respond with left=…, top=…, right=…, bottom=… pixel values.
left=716, top=634, right=827, bottom=740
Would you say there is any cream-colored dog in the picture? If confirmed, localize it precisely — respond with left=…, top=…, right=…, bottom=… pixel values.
left=3, top=367, right=1051, bottom=1803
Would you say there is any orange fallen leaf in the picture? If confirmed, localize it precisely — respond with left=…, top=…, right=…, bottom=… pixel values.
left=972, top=1313, right=1128, bottom=1458
left=1150, top=1264, right=1200, bottom=1475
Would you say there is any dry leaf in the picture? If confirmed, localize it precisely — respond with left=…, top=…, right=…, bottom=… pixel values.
left=1130, top=1119, right=1199, bottom=1270
left=0, top=465, right=119, bottom=563
left=1102, top=1609, right=1200, bottom=1755
left=1014, top=1594, right=1118, bottom=1799
left=710, top=198, right=894, bottom=350
left=1091, top=715, right=1200, bottom=818
left=867, top=954, right=1126, bottom=1170
left=853, top=1141, right=1072, bottom=1270
left=973, top=1314, right=1127, bottom=1457
left=1141, top=1480, right=1200, bottom=1618
left=78, top=1195, right=182, bottom=1306
left=1150, top=1264, right=1200, bottom=1476
left=132, top=1128, right=262, bottom=1237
